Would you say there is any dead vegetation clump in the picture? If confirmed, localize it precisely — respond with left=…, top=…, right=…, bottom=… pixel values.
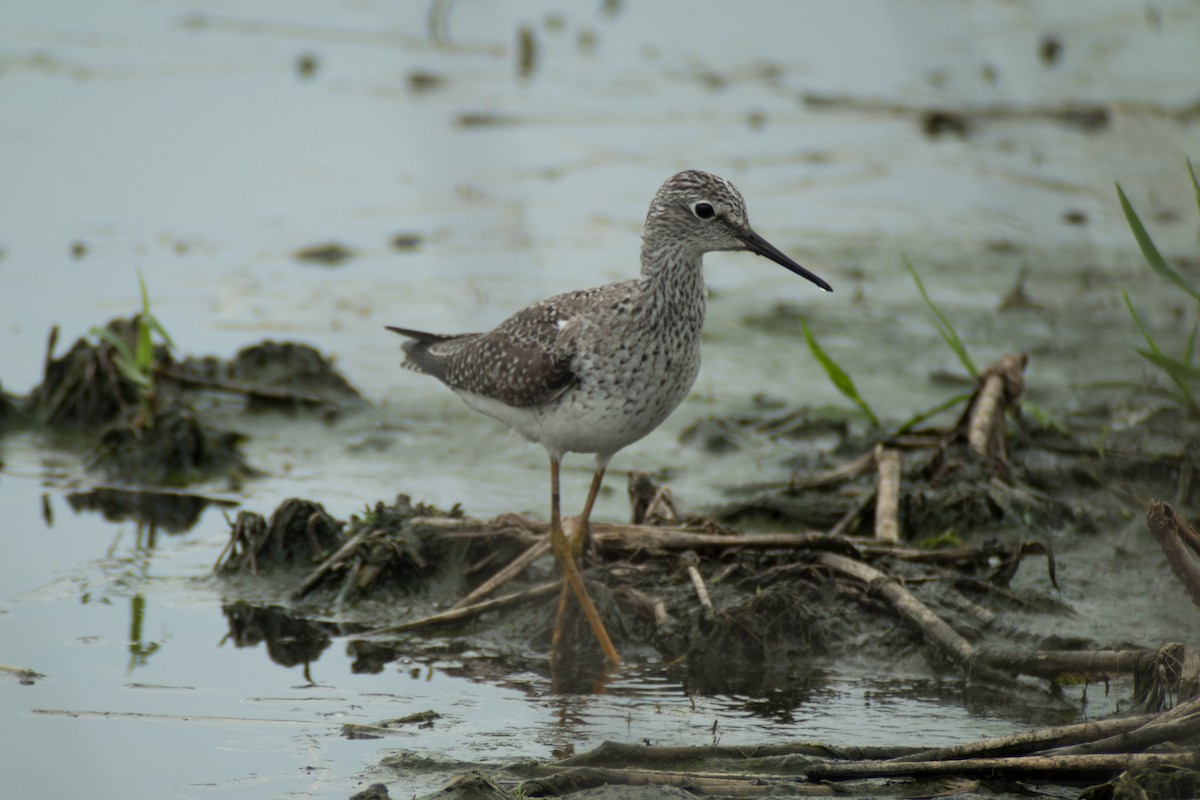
left=30, top=319, right=152, bottom=427
left=173, top=340, right=363, bottom=410
left=215, top=498, right=345, bottom=575
left=18, top=314, right=365, bottom=487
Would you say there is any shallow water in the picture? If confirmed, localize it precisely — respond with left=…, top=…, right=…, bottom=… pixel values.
left=3, top=1, right=1200, bottom=797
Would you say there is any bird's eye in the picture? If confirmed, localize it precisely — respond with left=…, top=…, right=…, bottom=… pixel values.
left=692, top=202, right=716, bottom=219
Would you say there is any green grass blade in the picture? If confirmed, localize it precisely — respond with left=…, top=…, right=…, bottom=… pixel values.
left=138, top=268, right=151, bottom=316
left=1133, top=348, right=1200, bottom=384
left=90, top=326, right=137, bottom=366
left=136, top=317, right=153, bottom=371
left=115, top=358, right=153, bottom=388
left=1116, top=182, right=1200, bottom=302
left=894, top=392, right=972, bottom=434
left=801, top=320, right=879, bottom=427
left=1185, top=318, right=1199, bottom=368
left=145, top=313, right=176, bottom=351
left=1124, top=292, right=1199, bottom=412
left=1122, top=291, right=1163, bottom=355
left=903, top=255, right=978, bottom=377
left=1188, top=158, right=1200, bottom=218
left=91, top=327, right=151, bottom=387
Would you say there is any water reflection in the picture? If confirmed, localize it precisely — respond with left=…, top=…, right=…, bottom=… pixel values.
left=65, top=486, right=235, bottom=536
left=127, top=593, right=160, bottom=671
left=220, top=603, right=357, bottom=682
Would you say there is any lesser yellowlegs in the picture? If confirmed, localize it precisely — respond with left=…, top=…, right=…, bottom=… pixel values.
left=388, top=170, right=832, bottom=665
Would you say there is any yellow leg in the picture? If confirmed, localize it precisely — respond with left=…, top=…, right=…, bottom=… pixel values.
left=548, top=455, right=620, bottom=666
left=570, top=462, right=607, bottom=558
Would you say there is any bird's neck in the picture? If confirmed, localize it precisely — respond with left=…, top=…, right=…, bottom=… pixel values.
left=637, top=242, right=707, bottom=323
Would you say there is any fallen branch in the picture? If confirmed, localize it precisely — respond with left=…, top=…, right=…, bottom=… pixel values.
left=967, top=353, right=1026, bottom=458
left=814, top=552, right=1013, bottom=685
left=591, top=526, right=857, bottom=556
left=873, top=445, right=902, bottom=543
left=793, top=450, right=877, bottom=490
left=687, top=564, right=714, bottom=617
left=983, top=648, right=1149, bottom=679
left=451, top=536, right=551, bottom=610
left=1147, top=499, right=1200, bottom=610
left=893, top=714, right=1156, bottom=762
left=1057, top=693, right=1200, bottom=755
left=293, top=526, right=379, bottom=599
left=555, top=739, right=917, bottom=766
left=521, top=765, right=833, bottom=797
left=807, top=751, right=1200, bottom=781
left=155, top=365, right=337, bottom=406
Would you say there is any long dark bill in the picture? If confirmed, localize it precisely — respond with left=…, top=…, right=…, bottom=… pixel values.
left=739, top=229, right=832, bottom=293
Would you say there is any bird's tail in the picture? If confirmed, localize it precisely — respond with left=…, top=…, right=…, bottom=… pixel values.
left=385, top=325, right=474, bottom=379
left=384, top=326, right=456, bottom=343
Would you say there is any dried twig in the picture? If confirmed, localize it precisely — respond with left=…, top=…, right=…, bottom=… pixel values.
left=1056, top=693, right=1200, bottom=755
left=892, top=713, right=1157, bottom=762
left=1146, top=499, right=1200, bottom=610
left=966, top=353, right=1026, bottom=458
left=452, top=536, right=551, bottom=610
left=155, top=365, right=336, bottom=406
left=873, top=445, right=902, bottom=543
left=591, top=526, right=856, bottom=555
left=293, top=526, right=379, bottom=599
left=814, top=552, right=1013, bottom=684
left=808, top=751, right=1200, bottom=781
left=521, top=765, right=834, bottom=796
left=686, top=564, right=714, bottom=617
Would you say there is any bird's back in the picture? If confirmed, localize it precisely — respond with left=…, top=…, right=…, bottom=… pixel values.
left=390, top=280, right=641, bottom=409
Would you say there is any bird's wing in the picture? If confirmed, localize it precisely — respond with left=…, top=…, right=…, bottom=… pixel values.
left=390, top=281, right=638, bottom=408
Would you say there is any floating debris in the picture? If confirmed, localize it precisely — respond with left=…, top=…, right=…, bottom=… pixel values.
left=407, top=70, right=444, bottom=93
left=517, top=26, right=537, bottom=78
left=295, top=52, right=318, bottom=80
left=390, top=232, right=423, bottom=251
left=293, top=242, right=354, bottom=265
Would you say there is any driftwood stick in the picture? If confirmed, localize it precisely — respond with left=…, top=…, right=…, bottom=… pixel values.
left=893, top=714, right=1156, bottom=762
left=967, top=353, right=1026, bottom=457
left=793, top=450, right=877, bottom=490
left=361, top=581, right=561, bottom=636
left=686, top=565, right=714, bottom=616
left=521, top=765, right=834, bottom=796
left=980, top=648, right=1145, bottom=680
left=828, top=489, right=874, bottom=538
left=452, top=536, right=551, bottom=610
left=154, top=365, right=336, bottom=406
left=592, top=527, right=855, bottom=555
left=873, top=445, right=902, bottom=543
left=814, top=552, right=1013, bottom=684
left=1056, top=694, right=1200, bottom=755
left=807, top=751, right=1200, bottom=781
left=1146, top=499, right=1200, bottom=610
left=557, top=740, right=916, bottom=766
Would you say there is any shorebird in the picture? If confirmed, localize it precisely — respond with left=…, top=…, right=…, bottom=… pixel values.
left=388, top=170, right=831, bottom=666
